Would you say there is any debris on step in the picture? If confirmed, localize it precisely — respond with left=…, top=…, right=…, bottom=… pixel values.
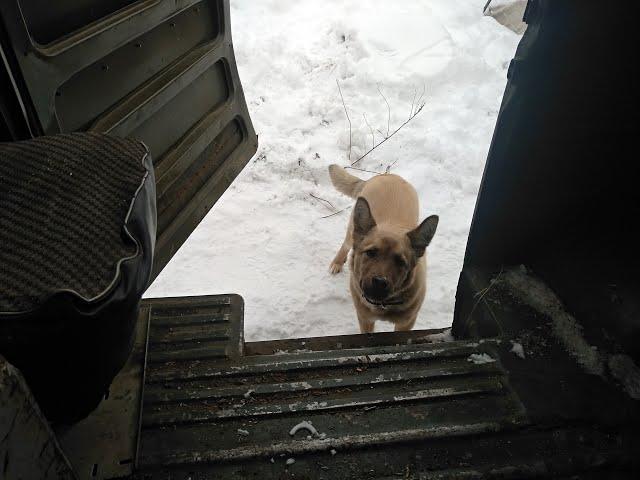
left=289, top=420, right=319, bottom=437
left=467, top=353, right=495, bottom=364
left=510, top=341, right=526, bottom=359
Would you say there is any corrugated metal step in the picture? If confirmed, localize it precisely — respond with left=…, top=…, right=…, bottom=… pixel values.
left=138, top=329, right=529, bottom=474
left=135, top=295, right=639, bottom=478
left=144, top=295, right=244, bottom=366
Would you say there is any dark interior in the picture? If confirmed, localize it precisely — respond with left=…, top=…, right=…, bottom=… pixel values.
left=458, top=1, right=640, bottom=360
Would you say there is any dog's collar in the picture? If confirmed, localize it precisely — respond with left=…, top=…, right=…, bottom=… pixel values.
left=362, top=294, right=404, bottom=310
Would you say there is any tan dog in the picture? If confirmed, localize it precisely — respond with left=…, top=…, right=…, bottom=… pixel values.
left=328, top=165, right=438, bottom=333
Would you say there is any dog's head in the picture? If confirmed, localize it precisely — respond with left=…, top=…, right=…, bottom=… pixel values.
left=351, top=197, right=438, bottom=303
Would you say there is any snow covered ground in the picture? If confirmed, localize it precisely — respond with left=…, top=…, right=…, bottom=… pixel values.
left=145, top=0, right=522, bottom=341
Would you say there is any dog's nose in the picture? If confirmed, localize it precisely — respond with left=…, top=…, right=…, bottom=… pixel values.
left=372, top=276, right=388, bottom=291
left=366, top=276, right=389, bottom=299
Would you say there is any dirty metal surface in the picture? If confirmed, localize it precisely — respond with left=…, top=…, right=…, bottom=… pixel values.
left=144, top=295, right=244, bottom=366
left=136, top=293, right=639, bottom=478
left=0, top=0, right=258, bottom=280
left=51, top=294, right=243, bottom=480
left=244, top=327, right=452, bottom=356
left=137, top=324, right=536, bottom=478
left=55, top=301, right=150, bottom=480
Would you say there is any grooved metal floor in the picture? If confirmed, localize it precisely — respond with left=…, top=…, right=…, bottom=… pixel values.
left=137, top=297, right=530, bottom=477
left=134, top=295, right=638, bottom=479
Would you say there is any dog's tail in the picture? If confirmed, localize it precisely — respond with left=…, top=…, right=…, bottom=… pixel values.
left=328, top=164, right=365, bottom=199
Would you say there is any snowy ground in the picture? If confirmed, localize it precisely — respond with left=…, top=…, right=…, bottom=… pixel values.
left=146, top=0, right=522, bottom=341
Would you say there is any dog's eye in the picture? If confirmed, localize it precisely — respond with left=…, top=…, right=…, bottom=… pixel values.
left=364, top=249, right=378, bottom=258
left=394, top=255, right=407, bottom=268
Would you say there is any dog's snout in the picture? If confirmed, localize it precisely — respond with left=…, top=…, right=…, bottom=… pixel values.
left=372, top=276, right=388, bottom=291
left=364, top=276, right=390, bottom=300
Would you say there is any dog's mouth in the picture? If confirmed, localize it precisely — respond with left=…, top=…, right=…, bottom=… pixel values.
left=361, top=292, right=404, bottom=309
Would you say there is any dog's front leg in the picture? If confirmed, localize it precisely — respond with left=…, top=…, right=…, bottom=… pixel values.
left=393, top=313, right=418, bottom=332
left=358, top=316, right=375, bottom=333
left=355, top=305, right=376, bottom=333
left=329, top=244, right=350, bottom=274
left=329, top=226, right=353, bottom=274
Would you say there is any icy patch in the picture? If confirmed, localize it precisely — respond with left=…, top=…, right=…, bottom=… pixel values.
left=273, top=349, right=311, bottom=355
left=286, top=458, right=295, bottom=466
left=510, top=341, right=525, bottom=359
left=243, top=389, right=254, bottom=399
left=237, top=428, right=249, bottom=436
left=467, top=353, right=495, bottom=365
left=503, top=267, right=605, bottom=376
left=424, top=328, right=454, bottom=343
left=608, top=354, right=640, bottom=400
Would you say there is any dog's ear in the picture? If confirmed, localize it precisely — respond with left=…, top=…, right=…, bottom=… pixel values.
left=353, top=197, right=376, bottom=241
left=407, top=215, right=438, bottom=258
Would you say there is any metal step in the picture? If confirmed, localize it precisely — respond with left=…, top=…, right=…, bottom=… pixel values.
left=138, top=324, right=529, bottom=476
left=145, top=295, right=244, bottom=364
left=135, top=293, right=639, bottom=479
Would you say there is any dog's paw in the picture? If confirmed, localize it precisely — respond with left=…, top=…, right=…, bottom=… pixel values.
left=329, top=261, right=343, bottom=274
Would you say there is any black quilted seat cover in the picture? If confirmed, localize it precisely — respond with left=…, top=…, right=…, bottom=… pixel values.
left=0, top=133, right=156, bottom=422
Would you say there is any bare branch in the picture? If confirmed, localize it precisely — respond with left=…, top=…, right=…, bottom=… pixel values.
left=336, top=79, right=352, bottom=162
left=416, top=83, right=426, bottom=109
left=309, top=193, right=336, bottom=211
left=362, top=113, right=375, bottom=150
left=465, top=266, right=503, bottom=331
left=385, top=158, right=399, bottom=173
left=321, top=205, right=352, bottom=219
left=345, top=165, right=383, bottom=175
left=377, top=84, right=391, bottom=137
left=351, top=100, right=426, bottom=167
left=409, top=86, right=418, bottom=119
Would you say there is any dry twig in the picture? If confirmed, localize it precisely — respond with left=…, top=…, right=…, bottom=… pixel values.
left=410, top=84, right=426, bottom=119
left=351, top=102, right=426, bottom=166
left=321, top=205, right=352, bottom=219
left=416, top=84, right=426, bottom=111
left=377, top=84, right=391, bottom=138
left=409, top=87, right=418, bottom=118
left=336, top=79, right=352, bottom=162
left=464, top=266, right=504, bottom=334
left=309, top=193, right=336, bottom=211
left=345, top=166, right=383, bottom=175
left=362, top=113, right=375, bottom=150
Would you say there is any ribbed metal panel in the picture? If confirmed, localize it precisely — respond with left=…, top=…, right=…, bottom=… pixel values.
left=138, top=325, right=531, bottom=476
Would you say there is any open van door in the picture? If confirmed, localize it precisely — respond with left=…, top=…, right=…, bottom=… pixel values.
left=0, top=0, right=258, bottom=280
